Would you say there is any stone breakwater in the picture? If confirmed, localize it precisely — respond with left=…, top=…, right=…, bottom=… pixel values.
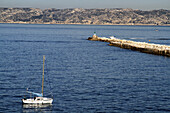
left=88, top=37, right=170, bottom=57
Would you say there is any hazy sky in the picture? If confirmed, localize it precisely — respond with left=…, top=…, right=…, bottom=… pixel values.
left=0, top=0, right=170, bottom=10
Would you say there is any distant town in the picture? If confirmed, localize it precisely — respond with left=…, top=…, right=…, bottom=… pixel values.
left=0, top=8, right=170, bottom=25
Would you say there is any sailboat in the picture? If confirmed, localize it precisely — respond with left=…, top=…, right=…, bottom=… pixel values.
left=22, top=56, right=53, bottom=104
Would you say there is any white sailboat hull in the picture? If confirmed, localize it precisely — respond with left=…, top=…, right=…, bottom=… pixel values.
left=22, top=97, right=53, bottom=104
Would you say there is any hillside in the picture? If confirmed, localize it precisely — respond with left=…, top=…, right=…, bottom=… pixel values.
left=0, top=8, right=170, bottom=25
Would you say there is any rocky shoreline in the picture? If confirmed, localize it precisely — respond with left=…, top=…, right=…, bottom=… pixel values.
left=0, top=8, right=170, bottom=26
left=1, top=22, right=170, bottom=26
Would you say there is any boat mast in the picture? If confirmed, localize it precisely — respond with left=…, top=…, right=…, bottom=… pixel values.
left=42, top=55, right=45, bottom=96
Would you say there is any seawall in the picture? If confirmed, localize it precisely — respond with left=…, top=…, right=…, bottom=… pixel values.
left=88, top=37, right=170, bottom=57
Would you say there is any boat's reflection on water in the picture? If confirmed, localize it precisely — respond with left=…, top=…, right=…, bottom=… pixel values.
left=22, top=103, right=52, bottom=112
left=23, top=103, right=52, bottom=108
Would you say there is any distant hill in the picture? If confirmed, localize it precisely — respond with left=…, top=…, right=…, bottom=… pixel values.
left=0, top=8, right=170, bottom=25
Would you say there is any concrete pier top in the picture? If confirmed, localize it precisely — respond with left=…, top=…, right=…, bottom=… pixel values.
left=88, top=36, right=170, bottom=57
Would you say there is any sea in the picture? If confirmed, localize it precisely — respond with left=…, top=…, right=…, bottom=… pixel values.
left=0, top=23, right=170, bottom=113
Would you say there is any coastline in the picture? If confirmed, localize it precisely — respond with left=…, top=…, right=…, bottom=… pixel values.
left=1, top=22, right=170, bottom=26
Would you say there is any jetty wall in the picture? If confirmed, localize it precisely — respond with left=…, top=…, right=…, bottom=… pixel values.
left=88, top=37, right=170, bottom=57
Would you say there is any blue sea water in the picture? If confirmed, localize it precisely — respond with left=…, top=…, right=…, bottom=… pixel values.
left=0, top=23, right=170, bottom=113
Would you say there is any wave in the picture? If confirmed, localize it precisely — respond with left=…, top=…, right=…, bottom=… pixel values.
left=126, top=38, right=170, bottom=40
left=128, top=38, right=144, bottom=39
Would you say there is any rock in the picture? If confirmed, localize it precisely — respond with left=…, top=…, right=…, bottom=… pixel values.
left=88, top=36, right=170, bottom=57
